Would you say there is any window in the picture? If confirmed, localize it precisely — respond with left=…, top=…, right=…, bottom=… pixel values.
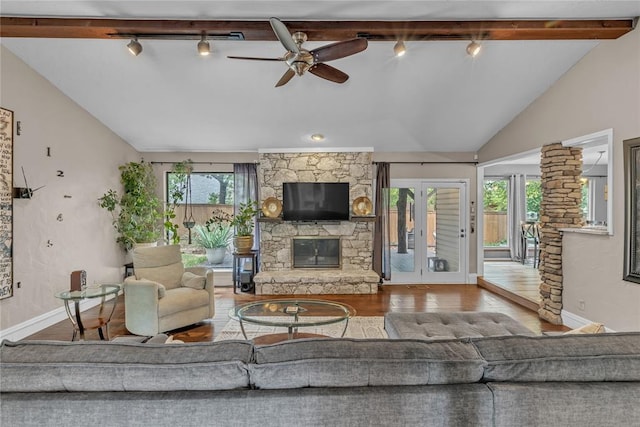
left=525, top=178, right=541, bottom=221
left=166, top=172, right=235, bottom=267
left=168, top=172, right=234, bottom=207
left=483, top=179, right=508, bottom=247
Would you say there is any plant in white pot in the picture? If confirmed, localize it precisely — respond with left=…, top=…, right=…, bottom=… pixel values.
left=194, top=223, right=232, bottom=264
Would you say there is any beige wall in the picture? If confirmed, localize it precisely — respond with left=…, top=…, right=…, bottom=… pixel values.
left=478, top=29, right=640, bottom=330
left=0, top=46, right=139, bottom=333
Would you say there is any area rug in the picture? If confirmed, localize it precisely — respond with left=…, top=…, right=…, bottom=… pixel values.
left=214, top=316, right=387, bottom=342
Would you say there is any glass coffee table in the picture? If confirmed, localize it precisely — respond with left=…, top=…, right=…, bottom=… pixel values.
left=229, top=299, right=356, bottom=344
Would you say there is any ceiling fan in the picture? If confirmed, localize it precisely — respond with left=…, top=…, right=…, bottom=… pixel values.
left=228, top=17, right=368, bottom=87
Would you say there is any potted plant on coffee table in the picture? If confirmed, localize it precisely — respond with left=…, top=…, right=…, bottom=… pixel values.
left=194, top=223, right=233, bottom=264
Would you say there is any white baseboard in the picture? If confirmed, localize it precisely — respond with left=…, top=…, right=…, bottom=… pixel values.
left=561, top=310, right=616, bottom=332
left=468, top=274, right=478, bottom=284
left=0, top=293, right=119, bottom=342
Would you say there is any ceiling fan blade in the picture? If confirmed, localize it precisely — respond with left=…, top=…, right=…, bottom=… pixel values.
left=310, top=38, right=368, bottom=62
left=227, top=55, right=285, bottom=61
left=308, top=63, right=349, bottom=84
left=275, top=69, right=296, bottom=87
left=269, top=17, right=300, bottom=53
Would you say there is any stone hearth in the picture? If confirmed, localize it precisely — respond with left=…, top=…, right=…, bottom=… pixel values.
left=254, top=270, right=380, bottom=295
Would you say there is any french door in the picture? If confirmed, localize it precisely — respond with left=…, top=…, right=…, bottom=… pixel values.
left=388, top=180, right=468, bottom=284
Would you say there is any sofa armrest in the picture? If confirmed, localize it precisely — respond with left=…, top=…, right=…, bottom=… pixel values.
left=123, top=277, right=163, bottom=336
left=184, top=267, right=215, bottom=317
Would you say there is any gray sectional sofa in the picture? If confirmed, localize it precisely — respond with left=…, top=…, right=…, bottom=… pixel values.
left=2, top=332, right=640, bottom=427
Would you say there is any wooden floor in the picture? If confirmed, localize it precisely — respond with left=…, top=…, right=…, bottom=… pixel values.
left=25, top=284, right=568, bottom=342
left=479, top=261, right=541, bottom=311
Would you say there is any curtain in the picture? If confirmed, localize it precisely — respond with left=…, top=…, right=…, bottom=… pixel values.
left=373, top=162, right=391, bottom=281
left=507, top=174, right=526, bottom=261
left=234, top=163, right=260, bottom=251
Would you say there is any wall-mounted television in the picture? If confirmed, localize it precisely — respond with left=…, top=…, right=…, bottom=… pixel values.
left=282, top=182, right=350, bottom=221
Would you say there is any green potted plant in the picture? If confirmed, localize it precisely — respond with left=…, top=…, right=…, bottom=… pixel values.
left=98, top=161, right=162, bottom=250
left=207, top=200, right=259, bottom=254
left=194, top=223, right=233, bottom=264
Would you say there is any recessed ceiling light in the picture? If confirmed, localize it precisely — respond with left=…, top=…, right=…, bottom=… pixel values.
left=311, top=134, right=325, bottom=142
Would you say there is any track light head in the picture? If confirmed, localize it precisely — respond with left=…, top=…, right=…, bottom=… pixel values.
left=127, top=38, right=142, bottom=56
left=197, top=35, right=211, bottom=56
left=466, top=41, right=482, bottom=57
left=394, top=40, right=406, bottom=57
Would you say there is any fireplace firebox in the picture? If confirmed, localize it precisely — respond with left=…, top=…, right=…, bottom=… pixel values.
left=292, top=237, right=341, bottom=269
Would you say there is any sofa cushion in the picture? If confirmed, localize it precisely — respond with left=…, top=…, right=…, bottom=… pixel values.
left=250, top=338, right=486, bottom=389
left=489, top=382, right=640, bottom=427
left=181, top=271, right=206, bottom=290
left=0, top=340, right=252, bottom=392
left=133, top=245, right=184, bottom=289
left=158, top=287, right=210, bottom=317
left=473, top=332, right=640, bottom=382
left=385, top=312, right=535, bottom=340
left=135, top=262, right=184, bottom=290
left=563, top=322, right=605, bottom=334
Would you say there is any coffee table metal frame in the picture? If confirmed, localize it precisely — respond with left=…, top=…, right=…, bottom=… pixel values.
left=54, top=284, right=121, bottom=341
left=230, top=299, right=356, bottom=341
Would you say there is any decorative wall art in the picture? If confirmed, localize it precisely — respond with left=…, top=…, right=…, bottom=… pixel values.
left=624, top=136, right=640, bottom=284
left=0, top=107, right=13, bottom=300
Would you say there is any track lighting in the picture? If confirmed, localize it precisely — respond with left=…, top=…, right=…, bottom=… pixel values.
left=197, top=34, right=211, bottom=56
left=394, top=40, right=406, bottom=57
left=127, top=38, right=142, bottom=56
left=466, top=41, right=482, bottom=57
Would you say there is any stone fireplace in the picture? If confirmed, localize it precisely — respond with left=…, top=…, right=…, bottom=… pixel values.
left=292, top=237, right=341, bottom=269
left=253, top=150, right=379, bottom=295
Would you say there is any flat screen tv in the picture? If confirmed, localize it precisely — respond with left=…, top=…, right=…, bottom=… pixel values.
left=282, top=182, right=350, bottom=221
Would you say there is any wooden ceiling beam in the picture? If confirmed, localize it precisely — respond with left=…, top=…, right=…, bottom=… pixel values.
left=0, top=17, right=634, bottom=41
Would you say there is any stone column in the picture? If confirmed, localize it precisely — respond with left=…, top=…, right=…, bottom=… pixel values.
left=538, top=143, right=584, bottom=324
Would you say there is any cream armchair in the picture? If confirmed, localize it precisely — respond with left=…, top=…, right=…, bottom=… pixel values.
left=123, top=245, right=215, bottom=336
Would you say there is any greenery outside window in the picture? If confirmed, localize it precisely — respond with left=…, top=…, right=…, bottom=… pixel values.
left=483, top=179, right=508, bottom=247
left=525, top=178, right=541, bottom=221
left=166, top=171, right=235, bottom=267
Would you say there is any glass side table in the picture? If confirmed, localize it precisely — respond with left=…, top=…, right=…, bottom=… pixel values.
left=54, top=284, right=120, bottom=341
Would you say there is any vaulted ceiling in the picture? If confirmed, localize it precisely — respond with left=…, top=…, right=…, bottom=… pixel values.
left=1, top=1, right=638, bottom=153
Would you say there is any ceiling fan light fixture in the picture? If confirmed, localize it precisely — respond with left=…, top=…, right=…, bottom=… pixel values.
left=393, top=40, right=406, bottom=57
left=311, top=134, right=325, bottom=142
left=197, top=35, right=211, bottom=56
left=127, top=38, right=142, bottom=56
left=466, top=41, right=482, bottom=57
